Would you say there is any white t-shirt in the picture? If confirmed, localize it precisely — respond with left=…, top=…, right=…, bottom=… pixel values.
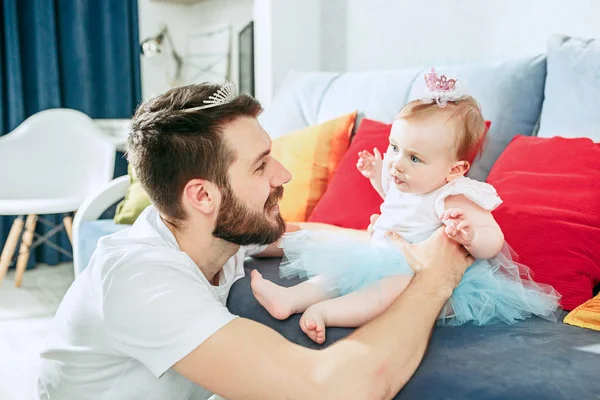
left=37, top=206, right=266, bottom=400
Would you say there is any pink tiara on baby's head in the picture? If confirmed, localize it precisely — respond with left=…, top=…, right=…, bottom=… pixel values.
left=425, top=67, right=456, bottom=91
left=420, top=67, right=466, bottom=108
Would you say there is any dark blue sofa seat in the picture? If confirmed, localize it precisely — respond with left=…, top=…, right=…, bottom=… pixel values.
left=228, top=257, right=600, bottom=400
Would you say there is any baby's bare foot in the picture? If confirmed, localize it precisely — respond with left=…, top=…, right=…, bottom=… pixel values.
left=251, top=270, right=294, bottom=320
left=300, top=305, right=327, bottom=344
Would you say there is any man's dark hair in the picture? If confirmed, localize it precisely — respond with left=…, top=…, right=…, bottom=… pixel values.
left=127, top=83, right=263, bottom=221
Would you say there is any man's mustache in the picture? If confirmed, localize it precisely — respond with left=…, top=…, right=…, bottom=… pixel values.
left=265, top=186, right=284, bottom=209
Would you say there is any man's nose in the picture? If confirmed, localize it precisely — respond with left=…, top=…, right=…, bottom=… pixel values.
left=272, top=158, right=292, bottom=187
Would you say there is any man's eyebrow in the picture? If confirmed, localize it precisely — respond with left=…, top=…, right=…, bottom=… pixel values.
left=252, top=148, right=271, bottom=167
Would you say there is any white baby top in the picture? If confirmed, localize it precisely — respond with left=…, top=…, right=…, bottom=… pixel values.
left=372, top=159, right=502, bottom=244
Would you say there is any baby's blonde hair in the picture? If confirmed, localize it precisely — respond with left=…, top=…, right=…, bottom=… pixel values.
left=396, top=96, right=487, bottom=164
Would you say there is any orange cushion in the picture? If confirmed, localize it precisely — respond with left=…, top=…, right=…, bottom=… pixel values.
left=564, top=293, right=600, bottom=331
left=272, top=112, right=356, bottom=222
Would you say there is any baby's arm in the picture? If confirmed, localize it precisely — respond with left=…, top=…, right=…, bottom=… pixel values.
left=442, top=194, right=504, bottom=259
left=370, top=176, right=385, bottom=199
left=357, top=149, right=385, bottom=199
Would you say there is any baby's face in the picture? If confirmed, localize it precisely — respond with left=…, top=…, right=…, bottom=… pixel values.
left=386, top=113, right=461, bottom=194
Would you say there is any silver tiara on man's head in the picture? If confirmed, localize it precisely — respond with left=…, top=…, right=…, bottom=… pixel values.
left=182, top=81, right=238, bottom=112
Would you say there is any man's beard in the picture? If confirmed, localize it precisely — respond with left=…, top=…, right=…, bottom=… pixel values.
left=212, top=184, right=286, bottom=246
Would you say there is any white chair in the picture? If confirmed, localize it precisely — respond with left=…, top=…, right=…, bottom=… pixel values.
left=0, top=108, right=116, bottom=287
left=72, top=175, right=130, bottom=277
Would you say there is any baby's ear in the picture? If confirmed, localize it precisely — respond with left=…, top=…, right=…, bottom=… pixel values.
left=447, top=161, right=469, bottom=182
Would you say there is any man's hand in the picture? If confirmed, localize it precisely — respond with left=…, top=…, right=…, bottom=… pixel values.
left=285, top=222, right=302, bottom=233
left=356, top=148, right=383, bottom=180
left=385, top=227, right=474, bottom=295
left=252, top=222, right=302, bottom=258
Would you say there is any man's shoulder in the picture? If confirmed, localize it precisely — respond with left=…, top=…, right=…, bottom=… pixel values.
left=92, top=230, right=192, bottom=285
left=97, top=206, right=180, bottom=257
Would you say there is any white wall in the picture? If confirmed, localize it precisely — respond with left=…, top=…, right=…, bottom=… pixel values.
left=138, top=0, right=253, bottom=100
left=341, top=0, right=600, bottom=71
left=320, top=0, right=347, bottom=71
left=252, top=0, right=273, bottom=105
left=138, top=0, right=600, bottom=105
left=253, top=0, right=322, bottom=108
left=253, top=0, right=600, bottom=104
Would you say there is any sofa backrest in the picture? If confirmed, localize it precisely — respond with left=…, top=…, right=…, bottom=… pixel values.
left=260, top=56, right=547, bottom=181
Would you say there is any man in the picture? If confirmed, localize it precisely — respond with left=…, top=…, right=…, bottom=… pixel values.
left=38, top=83, right=473, bottom=400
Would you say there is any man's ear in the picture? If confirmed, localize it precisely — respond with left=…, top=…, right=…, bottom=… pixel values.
left=446, top=160, right=469, bottom=182
left=182, top=179, right=218, bottom=215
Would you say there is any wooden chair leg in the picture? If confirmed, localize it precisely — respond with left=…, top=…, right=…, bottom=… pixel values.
left=14, top=214, right=38, bottom=288
left=0, top=216, right=25, bottom=286
left=63, top=214, right=73, bottom=244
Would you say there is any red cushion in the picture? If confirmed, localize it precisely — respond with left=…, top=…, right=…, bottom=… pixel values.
left=487, top=135, right=600, bottom=310
left=308, top=118, right=390, bottom=229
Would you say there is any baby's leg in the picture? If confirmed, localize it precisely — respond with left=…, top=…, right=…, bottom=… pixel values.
left=251, top=270, right=335, bottom=320
left=300, top=275, right=412, bottom=343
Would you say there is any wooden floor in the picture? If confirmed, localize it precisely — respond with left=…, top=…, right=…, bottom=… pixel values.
left=0, top=263, right=73, bottom=400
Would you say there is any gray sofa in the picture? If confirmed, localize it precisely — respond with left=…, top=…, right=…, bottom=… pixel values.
left=230, top=258, right=599, bottom=400
left=73, top=34, right=600, bottom=399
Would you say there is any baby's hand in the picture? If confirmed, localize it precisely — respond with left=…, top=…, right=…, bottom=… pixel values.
left=356, top=148, right=383, bottom=180
left=367, top=214, right=380, bottom=237
left=441, top=208, right=474, bottom=247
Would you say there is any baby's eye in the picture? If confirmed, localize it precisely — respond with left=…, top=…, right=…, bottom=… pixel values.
left=390, top=144, right=399, bottom=153
left=410, top=155, right=421, bottom=163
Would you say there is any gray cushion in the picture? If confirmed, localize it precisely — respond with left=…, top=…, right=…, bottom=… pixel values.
left=257, top=71, right=339, bottom=139
left=317, top=69, right=421, bottom=125
left=229, top=257, right=600, bottom=400
left=537, top=34, right=600, bottom=142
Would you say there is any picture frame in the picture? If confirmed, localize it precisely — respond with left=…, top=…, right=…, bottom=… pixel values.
left=238, top=21, right=255, bottom=96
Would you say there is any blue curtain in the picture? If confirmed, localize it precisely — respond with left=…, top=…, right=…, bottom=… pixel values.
left=0, top=0, right=141, bottom=267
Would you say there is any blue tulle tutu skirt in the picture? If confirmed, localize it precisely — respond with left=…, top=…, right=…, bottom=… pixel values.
left=279, top=231, right=561, bottom=326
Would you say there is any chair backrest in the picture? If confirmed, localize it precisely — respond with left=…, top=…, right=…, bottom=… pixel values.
left=0, top=108, right=117, bottom=200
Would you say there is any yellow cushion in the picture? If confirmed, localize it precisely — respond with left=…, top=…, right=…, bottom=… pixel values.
left=272, top=112, right=356, bottom=222
left=113, top=166, right=151, bottom=225
left=113, top=112, right=356, bottom=224
left=563, top=293, right=600, bottom=331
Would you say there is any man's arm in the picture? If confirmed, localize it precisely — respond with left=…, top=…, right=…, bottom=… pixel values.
left=251, top=242, right=283, bottom=258
left=174, top=228, right=473, bottom=399
left=296, top=222, right=371, bottom=241
left=251, top=222, right=301, bottom=258
left=253, top=222, right=370, bottom=258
